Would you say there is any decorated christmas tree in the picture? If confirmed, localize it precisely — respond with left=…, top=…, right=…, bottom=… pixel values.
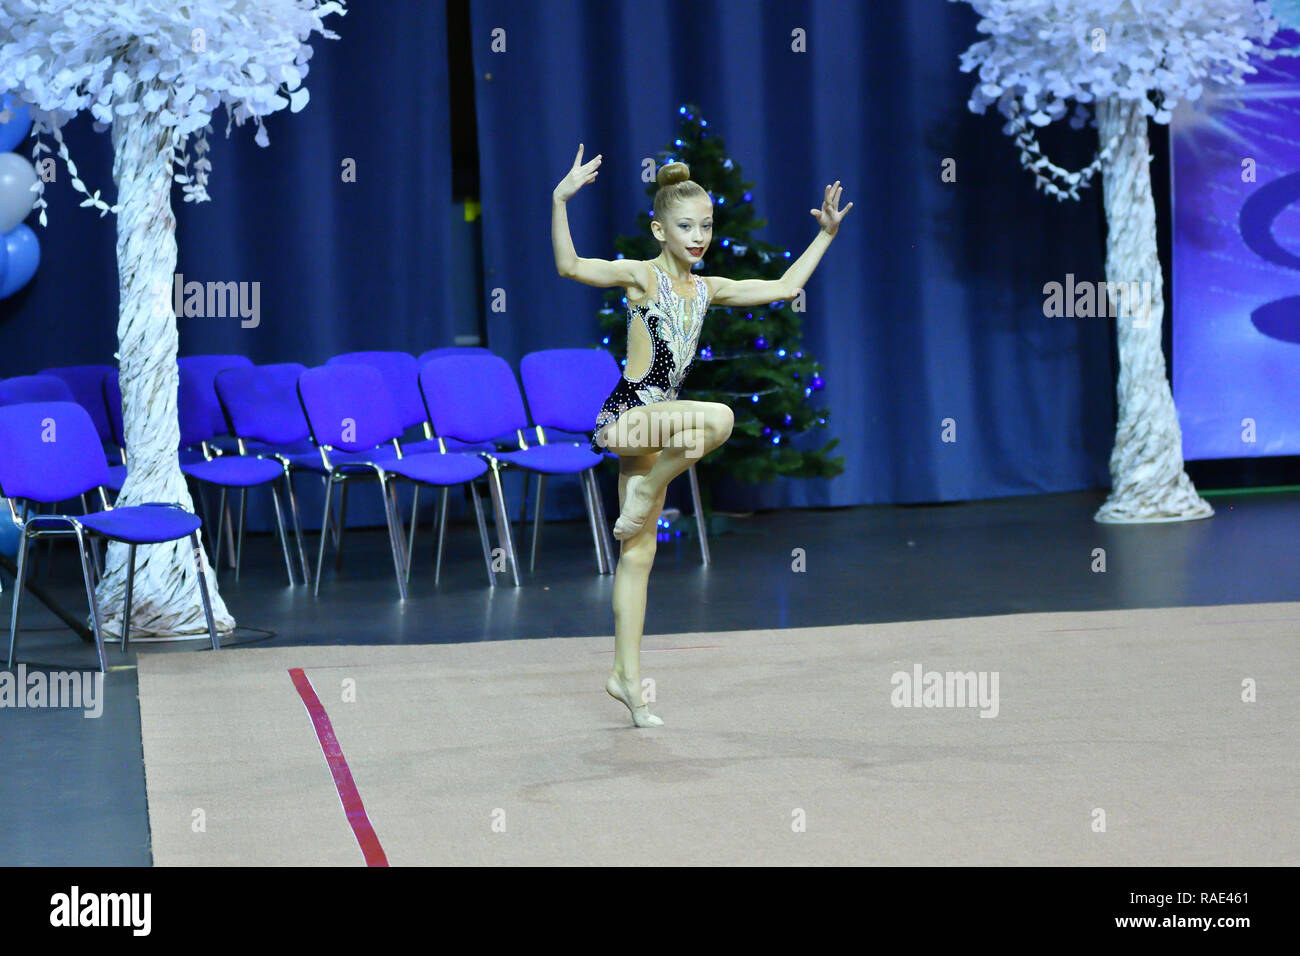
left=596, top=103, right=845, bottom=509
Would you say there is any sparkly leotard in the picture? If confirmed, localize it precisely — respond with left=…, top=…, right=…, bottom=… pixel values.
left=590, top=261, right=710, bottom=454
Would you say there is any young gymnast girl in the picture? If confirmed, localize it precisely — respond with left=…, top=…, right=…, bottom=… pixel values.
left=551, top=144, right=852, bottom=727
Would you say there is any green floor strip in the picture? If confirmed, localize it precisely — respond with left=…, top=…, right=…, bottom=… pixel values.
left=1199, top=485, right=1300, bottom=498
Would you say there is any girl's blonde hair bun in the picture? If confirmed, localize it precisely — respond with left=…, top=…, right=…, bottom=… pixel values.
left=652, top=161, right=708, bottom=222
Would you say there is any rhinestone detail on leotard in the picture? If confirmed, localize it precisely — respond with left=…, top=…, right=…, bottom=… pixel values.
left=590, top=262, right=710, bottom=453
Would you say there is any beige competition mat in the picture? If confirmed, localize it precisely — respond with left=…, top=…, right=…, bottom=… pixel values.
left=137, top=602, right=1300, bottom=865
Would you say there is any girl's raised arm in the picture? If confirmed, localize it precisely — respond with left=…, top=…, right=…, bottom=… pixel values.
left=553, top=144, right=644, bottom=289
left=709, top=180, right=853, bottom=308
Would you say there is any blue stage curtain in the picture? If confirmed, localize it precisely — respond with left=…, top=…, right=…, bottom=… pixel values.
left=469, top=0, right=1116, bottom=507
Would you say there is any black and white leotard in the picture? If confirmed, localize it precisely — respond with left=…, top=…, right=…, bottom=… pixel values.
left=590, top=261, right=710, bottom=454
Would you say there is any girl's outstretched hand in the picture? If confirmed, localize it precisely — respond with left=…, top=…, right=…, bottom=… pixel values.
left=811, top=181, right=853, bottom=237
left=554, top=143, right=602, bottom=202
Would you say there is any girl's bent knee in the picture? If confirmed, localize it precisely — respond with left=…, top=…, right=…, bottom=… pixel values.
left=717, top=407, right=734, bottom=442
left=702, top=405, right=733, bottom=448
left=707, top=403, right=733, bottom=434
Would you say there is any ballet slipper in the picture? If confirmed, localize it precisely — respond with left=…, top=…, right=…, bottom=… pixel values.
left=606, top=673, right=664, bottom=727
left=613, top=474, right=653, bottom=540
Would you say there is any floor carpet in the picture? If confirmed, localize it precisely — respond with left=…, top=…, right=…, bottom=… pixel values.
left=137, top=602, right=1299, bottom=865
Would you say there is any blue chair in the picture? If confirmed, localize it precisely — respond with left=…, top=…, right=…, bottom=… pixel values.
left=327, top=351, right=448, bottom=560
left=327, top=351, right=440, bottom=450
left=417, top=348, right=504, bottom=450
left=213, top=363, right=315, bottom=585
left=518, top=349, right=622, bottom=573
left=177, top=367, right=301, bottom=586
left=298, top=363, right=496, bottom=599
left=0, top=375, right=99, bottom=575
left=0, top=374, right=77, bottom=405
left=0, top=401, right=220, bottom=672
left=333, top=350, right=516, bottom=561
left=178, top=354, right=254, bottom=449
left=0, top=377, right=82, bottom=528
left=418, top=350, right=538, bottom=545
left=101, top=368, right=240, bottom=572
left=101, top=370, right=212, bottom=494
left=418, top=353, right=609, bottom=586
left=533, top=347, right=711, bottom=567
left=297, top=364, right=493, bottom=598
left=213, top=363, right=315, bottom=456
left=216, top=362, right=415, bottom=578
left=39, top=364, right=117, bottom=449
left=99, top=371, right=129, bottom=490
left=418, top=347, right=492, bottom=364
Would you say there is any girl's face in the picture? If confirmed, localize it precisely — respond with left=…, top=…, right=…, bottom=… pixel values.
left=657, top=197, right=713, bottom=266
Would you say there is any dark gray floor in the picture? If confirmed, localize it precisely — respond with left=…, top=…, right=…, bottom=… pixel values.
left=2, top=487, right=1297, bottom=865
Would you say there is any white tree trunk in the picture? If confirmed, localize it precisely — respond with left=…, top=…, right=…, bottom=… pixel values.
left=93, top=103, right=235, bottom=637
left=1093, top=98, right=1213, bottom=524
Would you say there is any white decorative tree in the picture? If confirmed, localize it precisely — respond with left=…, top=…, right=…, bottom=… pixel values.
left=950, top=0, right=1279, bottom=522
left=0, top=0, right=346, bottom=635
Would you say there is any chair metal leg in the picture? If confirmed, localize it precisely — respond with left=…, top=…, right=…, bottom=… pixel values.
left=75, top=529, right=107, bottom=673
left=41, top=503, right=56, bottom=579
left=322, top=476, right=338, bottom=548
left=82, top=495, right=103, bottom=579
left=235, top=489, right=247, bottom=582
left=485, top=461, right=521, bottom=587
left=578, top=471, right=598, bottom=573
left=270, top=485, right=295, bottom=586
left=403, top=485, right=426, bottom=587
left=215, top=488, right=227, bottom=571
left=314, top=475, right=335, bottom=597
left=467, top=479, right=495, bottom=588
left=121, top=544, right=136, bottom=655
left=21, top=504, right=42, bottom=584
left=195, top=483, right=214, bottom=553
left=19, top=506, right=33, bottom=584
left=406, top=485, right=420, bottom=574
left=433, top=487, right=450, bottom=586
left=529, top=474, right=546, bottom=573
left=190, top=532, right=221, bottom=651
left=594, top=471, right=615, bottom=573
left=580, top=471, right=608, bottom=574
left=284, top=470, right=310, bottom=588
left=687, top=463, right=711, bottom=566
left=222, top=494, right=237, bottom=568
left=589, top=470, right=616, bottom=575
left=7, top=530, right=30, bottom=667
left=388, top=481, right=409, bottom=574
left=335, top=482, right=349, bottom=570
left=376, top=475, right=409, bottom=601
left=519, top=472, right=529, bottom=528
left=27, top=505, right=41, bottom=581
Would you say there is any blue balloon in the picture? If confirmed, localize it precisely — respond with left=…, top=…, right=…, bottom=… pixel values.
left=0, top=223, right=39, bottom=298
left=0, top=229, right=7, bottom=289
left=0, top=93, right=33, bottom=153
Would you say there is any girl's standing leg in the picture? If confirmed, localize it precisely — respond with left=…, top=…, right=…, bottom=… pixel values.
left=608, top=452, right=669, bottom=726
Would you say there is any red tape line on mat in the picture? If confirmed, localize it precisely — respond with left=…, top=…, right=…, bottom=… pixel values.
left=289, top=667, right=389, bottom=866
